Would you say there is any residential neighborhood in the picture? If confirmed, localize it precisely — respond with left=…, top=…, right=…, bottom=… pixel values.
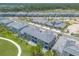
left=0, top=3, right=79, bottom=56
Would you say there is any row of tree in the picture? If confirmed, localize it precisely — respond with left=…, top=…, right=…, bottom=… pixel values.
left=0, top=3, right=79, bottom=12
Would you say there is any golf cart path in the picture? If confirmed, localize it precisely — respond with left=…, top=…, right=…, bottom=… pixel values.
left=0, top=37, right=21, bottom=56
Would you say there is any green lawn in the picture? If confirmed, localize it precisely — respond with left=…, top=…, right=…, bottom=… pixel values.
left=0, top=39, right=18, bottom=56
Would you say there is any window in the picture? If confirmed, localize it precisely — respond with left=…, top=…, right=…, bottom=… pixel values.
left=31, top=36, right=37, bottom=43
left=69, top=54, right=74, bottom=56
left=44, top=45, right=48, bottom=49
left=45, top=42, right=48, bottom=45
left=31, top=39, right=37, bottom=43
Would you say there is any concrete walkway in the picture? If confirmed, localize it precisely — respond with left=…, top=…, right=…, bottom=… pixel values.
left=0, top=37, right=21, bottom=56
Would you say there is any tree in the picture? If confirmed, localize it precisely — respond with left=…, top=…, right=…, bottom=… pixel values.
left=44, top=50, right=53, bottom=56
left=31, top=45, right=44, bottom=56
left=52, top=50, right=58, bottom=56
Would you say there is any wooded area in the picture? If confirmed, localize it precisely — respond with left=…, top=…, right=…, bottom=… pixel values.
left=0, top=3, right=79, bottom=12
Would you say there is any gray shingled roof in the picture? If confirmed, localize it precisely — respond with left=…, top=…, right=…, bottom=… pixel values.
left=46, top=21, right=53, bottom=26
left=53, top=20, right=66, bottom=28
left=63, top=39, right=79, bottom=56
left=32, top=17, right=48, bottom=24
left=7, top=21, right=28, bottom=30
left=0, top=17, right=6, bottom=20
left=52, top=36, right=69, bottom=53
left=20, top=25, right=57, bottom=43
left=0, top=19, right=13, bottom=25
left=64, top=46, right=79, bottom=56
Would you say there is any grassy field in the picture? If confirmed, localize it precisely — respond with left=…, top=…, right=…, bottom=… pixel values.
left=0, top=39, right=18, bottom=56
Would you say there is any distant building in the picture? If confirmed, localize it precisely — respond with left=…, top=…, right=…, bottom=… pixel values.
left=53, top=20, right=67, bottom=29
left=31, top=17, right=48, bottom=24
left=46, top=20, right=67, bottom=29
left=46, top=21, right=53, bottom=27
